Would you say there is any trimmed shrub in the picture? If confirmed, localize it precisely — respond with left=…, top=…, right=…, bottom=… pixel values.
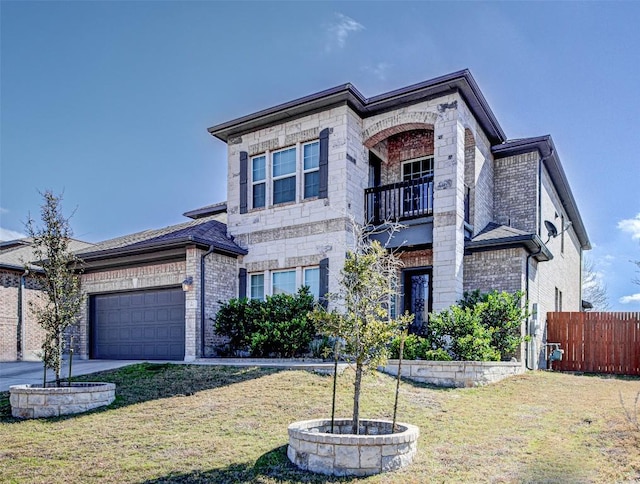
left=215, top=287, right=316, bottom=357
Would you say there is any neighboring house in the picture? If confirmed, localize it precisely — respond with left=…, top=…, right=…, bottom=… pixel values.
left=0, top=238, right=94, bottom=361
left=52, top=69, right=588, bottom=369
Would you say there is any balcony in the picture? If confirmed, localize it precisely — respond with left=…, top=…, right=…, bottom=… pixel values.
left=365, top=175, right=434, bottom=225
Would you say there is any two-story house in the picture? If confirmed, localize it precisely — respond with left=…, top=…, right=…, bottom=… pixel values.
left=207, top=69, right=590, bottom=369
left=61, top=69, right=588, bottom=369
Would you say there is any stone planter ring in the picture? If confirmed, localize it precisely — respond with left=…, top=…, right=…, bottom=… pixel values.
left=9, top=383, right=116, bottom=419
left=288, top=418, right=419, bottom=476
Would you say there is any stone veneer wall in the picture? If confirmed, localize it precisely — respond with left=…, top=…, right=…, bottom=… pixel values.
left=0, top=270, right=46, bottom=361
left=382, top=360, right=525, bottom=388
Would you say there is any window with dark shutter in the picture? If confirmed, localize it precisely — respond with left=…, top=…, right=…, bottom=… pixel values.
left=239, top=152, right=248, bottom=214
left=318, top=128, right=329, bottom=199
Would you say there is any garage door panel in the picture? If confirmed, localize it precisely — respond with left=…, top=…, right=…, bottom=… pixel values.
left=91, top=288, right=185, bottom=360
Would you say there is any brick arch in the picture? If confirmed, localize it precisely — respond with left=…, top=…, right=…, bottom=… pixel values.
left=363, top=111, right=438, bottom=148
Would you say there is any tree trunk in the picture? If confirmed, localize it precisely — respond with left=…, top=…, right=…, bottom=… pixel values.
left=55, top=333, right=62, bottom=387
left=352, top=361, right=363, bottom=434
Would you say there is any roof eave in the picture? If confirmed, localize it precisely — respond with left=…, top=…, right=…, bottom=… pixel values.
left=207, top=70, right=506, bottom=145
left=466, top=233, right=553, bottom=262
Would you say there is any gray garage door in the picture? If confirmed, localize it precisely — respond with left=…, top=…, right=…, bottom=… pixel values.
left=91, top=287, right=185, bottom=360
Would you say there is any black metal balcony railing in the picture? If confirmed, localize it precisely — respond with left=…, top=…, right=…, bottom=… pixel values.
left=365, top=175, right=434, bottom=225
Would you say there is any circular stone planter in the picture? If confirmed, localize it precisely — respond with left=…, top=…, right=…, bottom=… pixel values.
left=287, top=418, right=419, bottom=476
left=9, top=383, right=116, bottom=419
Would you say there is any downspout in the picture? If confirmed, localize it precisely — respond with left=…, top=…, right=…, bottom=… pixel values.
left=525, top=248, right=542, bottom=370
left=200, top=246, right=215, bottom=358
left=526, top=148, right=553, bottom=369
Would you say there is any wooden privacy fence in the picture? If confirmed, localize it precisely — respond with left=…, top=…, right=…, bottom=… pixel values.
left=547, top=312, right=640, bottom=375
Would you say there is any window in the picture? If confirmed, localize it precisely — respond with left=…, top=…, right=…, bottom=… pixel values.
left=401, top=157, right=434, bottom=216
left=250, top=274, right=264, bottom=300
left=303, top=267, right=320, bottom=299
left=272, top=270, right=296, bottom=295
left=555, top=287, right=563, bottom=312
left=402, top=157, right=433, bottom=180
left=303, top=141, right=320, bottom=199
left=252, top=155, right=266, bottom=208
left=272, top=147, right=296, bottom=204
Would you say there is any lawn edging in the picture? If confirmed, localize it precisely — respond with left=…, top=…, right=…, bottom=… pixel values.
left=381, top=360, right=525, bottom=387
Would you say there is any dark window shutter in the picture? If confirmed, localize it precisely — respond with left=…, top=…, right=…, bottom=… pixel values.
left=239, top=151, right=248, bottom=214
left=238, top=268, right=247, bottom=299
left=319, top=258, right=329, bottom=308
left=318, top=128, right=329, bottom=199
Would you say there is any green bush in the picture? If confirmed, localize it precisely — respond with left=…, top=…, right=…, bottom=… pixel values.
left=427, top=290, right=528, bottom=361
left=388, top=334, right=453, bottom=361
left=214, top=287, right=316, bottom=357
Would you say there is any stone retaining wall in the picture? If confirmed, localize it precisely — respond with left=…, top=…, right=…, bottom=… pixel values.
left=10, top=383, right=116, bottom=418
left=288, top=418, right=419, bottom=476
left=382, top=360, right=524, bottom=388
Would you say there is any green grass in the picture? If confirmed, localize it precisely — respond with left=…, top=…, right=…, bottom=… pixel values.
left=1, top=364, right=639, bottom=483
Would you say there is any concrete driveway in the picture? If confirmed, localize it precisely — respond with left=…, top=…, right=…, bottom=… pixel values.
left=0, top=359, right=146, bottom=391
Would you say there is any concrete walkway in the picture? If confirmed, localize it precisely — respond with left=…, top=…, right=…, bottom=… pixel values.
left=0, top=358, right=346, bottom=392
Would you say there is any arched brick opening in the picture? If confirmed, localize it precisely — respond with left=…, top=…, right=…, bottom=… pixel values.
left=364, top=122, right=434, bottom=149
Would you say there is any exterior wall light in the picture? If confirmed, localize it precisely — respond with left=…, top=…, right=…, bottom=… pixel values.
left=182, top=276, right=194, bottom=292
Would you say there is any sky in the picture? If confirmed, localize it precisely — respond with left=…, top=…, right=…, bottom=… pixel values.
left=1, top=1, right=639, bottom=310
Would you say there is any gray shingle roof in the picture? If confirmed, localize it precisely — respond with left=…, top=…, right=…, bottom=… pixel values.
left=77, top=214, right=245, bottom=259
left=466, top=222, right=552, bottom=262
left=0, top=238, right=95, bottom=271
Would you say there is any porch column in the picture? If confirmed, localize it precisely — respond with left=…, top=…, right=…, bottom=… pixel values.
left=432, top=102, right=466, bottom=311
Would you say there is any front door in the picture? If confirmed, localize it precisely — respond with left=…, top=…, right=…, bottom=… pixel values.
left=404, top=269, right=432, bottom=335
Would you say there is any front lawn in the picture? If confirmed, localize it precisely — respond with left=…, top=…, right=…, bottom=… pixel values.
left=1, top=364, right=639, bottom=483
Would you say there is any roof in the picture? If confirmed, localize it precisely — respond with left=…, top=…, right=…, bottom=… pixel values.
left=0, top=238, right=95, bottom=272
left=77, top=215, right=246, bottom=263
left=208, top=69, right=506, bottom=145
left=492, top=135, right=591, bottom=250
left=465, top=223, right=553, bottom=262
left=183, top=201, right=227, bottom=220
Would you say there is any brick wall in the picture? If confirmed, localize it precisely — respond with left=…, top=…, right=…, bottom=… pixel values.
left=0, top=270, right=47, bottom=361
left=380, top=129, right=434, bottom=185
left=493, top=152, right=538, bottom=233
left=463, top=247, right=527, bottom=295
left=203, top=251, right=237, bottom=356
left=399, top=249, right=433, bottom=269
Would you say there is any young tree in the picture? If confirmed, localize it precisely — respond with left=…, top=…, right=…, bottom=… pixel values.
left=26, top=191, right=83, bottom=387
left=310, top=222, right=412, bottom=434
left=582, top=256, right=611, bottom=311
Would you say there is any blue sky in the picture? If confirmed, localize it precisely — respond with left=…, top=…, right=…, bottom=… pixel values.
left=1, top=1, right=639, bottom=310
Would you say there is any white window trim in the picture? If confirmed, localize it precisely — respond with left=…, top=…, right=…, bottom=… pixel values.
left=302, top=140, right=320, bottom=200
left=251, top=154, right=267, bottom=209
left=272, top=146, right=297, bottom=205
left=401, top=156, right=434, bottom=180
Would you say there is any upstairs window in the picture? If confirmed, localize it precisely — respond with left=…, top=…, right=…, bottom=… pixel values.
left=252, top=155, right=266, bottom=208
left=272, top=147, right=296, bottom=204
left=402, top=156, right=434, bottom=180
left=303, top=141, right=320, bottom=199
